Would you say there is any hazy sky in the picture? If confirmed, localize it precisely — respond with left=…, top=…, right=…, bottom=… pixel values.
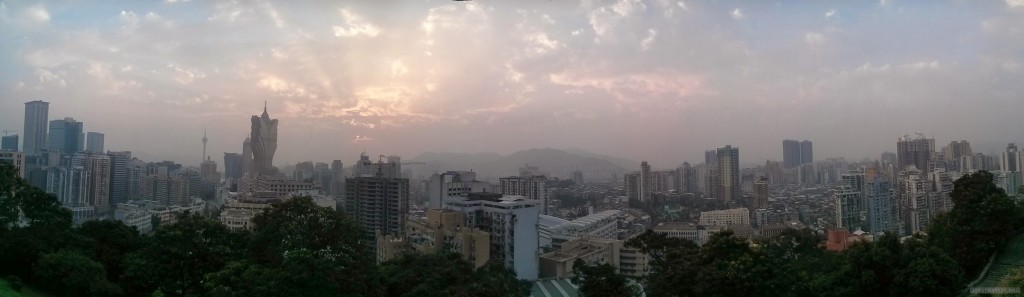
left=2, top=0, right=1023, bottom=168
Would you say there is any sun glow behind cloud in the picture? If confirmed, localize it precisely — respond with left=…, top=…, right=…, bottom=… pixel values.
left=0, top=0, right=1022, bottom=165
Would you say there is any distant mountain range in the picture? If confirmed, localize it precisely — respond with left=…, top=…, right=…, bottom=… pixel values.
left=407, top=148, right=637, bottom=182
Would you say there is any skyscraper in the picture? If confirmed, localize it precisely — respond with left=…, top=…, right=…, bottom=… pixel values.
left=48, top=118, right=84, bottom=157
left=223, top=153, right=243, bottom=181
left=800, top=140, right=813, bottom=164
left=23, top=100, right=49, bottom=157
left=783, top=139, right=813, bottom=168
left=716, top=145, right=739, bottom=204
left=249, top=103, right=278, bottom=176
left=783, top=140, right=800, bottom=168
left=86, top=132, right=104, bottom=154
left=242, top=137, right=253, bottom=176
left=1, top=134, right=17, bottom=151
left=107, top=151, right=131, bottom=206
left=897, top=134, right=935, bottom=173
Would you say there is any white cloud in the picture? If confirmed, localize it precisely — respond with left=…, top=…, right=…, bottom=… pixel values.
left=1007, top=0, right=1024, bottom=8
left=333, top=9, right=380, bottom=37
left=731, top=8, right=743, bottom=20
left=641, top=28, right=657, bottom=50
left=389, top=60, right=408, bottom=78
left=825, top=9, right=836, bottom=18
left=677, top=1, right=689, bottom=11
left=805, top=32, right=824, bottom=45
left=25, top=4, right=48, bottom=23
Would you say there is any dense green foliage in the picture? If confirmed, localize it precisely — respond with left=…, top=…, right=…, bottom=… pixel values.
left=571, top=259, right=639, bottom=297
left=929, top=171, right=1024, bottom=276
left=0, top=162, right=526, bottom=297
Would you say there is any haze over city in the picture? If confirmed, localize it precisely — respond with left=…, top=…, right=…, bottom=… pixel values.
left=2, top=0, right=1023, bottom=166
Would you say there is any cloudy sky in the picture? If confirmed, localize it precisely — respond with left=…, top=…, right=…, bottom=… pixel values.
left=1, top=0, right=1023, bottom=168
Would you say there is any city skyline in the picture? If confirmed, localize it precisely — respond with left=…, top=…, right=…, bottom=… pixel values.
left=2, top=1, right=1024, bottom=166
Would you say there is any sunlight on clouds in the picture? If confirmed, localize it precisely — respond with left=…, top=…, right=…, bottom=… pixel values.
left=333, top=9, right=380, bottom=37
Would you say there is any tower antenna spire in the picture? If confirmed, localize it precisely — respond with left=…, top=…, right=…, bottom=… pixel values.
left=202, top=127, right=209, bottom=164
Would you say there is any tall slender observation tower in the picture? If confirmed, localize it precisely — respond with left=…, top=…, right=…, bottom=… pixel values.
left=249, top=102, right=278, bottom=176
left=202, top=128, right=208, bottom=165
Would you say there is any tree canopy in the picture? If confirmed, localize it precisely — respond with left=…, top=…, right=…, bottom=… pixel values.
left=0, top=162, right=528, bottom=297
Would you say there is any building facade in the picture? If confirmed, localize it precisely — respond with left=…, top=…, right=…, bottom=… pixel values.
left=23, top=100, right=49, bottom=157
left=716, top=145, right=740, bottom=204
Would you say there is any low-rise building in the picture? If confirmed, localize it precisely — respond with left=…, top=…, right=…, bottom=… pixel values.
left=378, top=209, right=491, bottom=267
left=652, top=222, right=725, bottom=246
left=539, top=210, right=622, bottom=251
left=699, top=208, right=750, bottom=226
left=539, top=237, right=622, bottom=278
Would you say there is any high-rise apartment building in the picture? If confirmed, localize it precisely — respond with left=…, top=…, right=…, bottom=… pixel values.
left=941, top=140, right=971, bottom=171
left=624, top=172, right=640, bottom=200
left=330, top=160, right=344, bottom=197
left=676, top=162, right=697, bottom=194
left=704, top=150, right=718, bottom=167
left=249, top=104, right=278, bottom=176
left=86, top=132, right=104, bottom=154
left=783, top=140, right=814, bottom=168
left=48, top=118, right=84, bottom=157
left=754, top=176, right=769, bottom=209
left=344, top=175, right=410, bottom=248
left=499, top=175, right=550, bottom=214
left=866, top=176, right=896, bottom=234
left=47, top=165, right=90, bottom=206
left=201, top=158, right=220, bottom=185
left=443, top=192, right=540, bottom=280
left=1, top=135, right=18, bottom=151
left=716, top=145, right=740, bottom=204
left=962, top=153, right=998, bottom=172
left=896, top=134, right=935, bottom=173
left=783, top=140, right=800, bottom=168
left=640, top=161, right=652, bottom=201
left=800, top=141, right=813, bottom=165
left=83, top=153, right=112, bottom=214
left=897, top=167, right=929, bottom=235
left=23, top=100, right=49, bottom=157
left=427, top=171, right=489, bottom=209
left=834, top=171, right=866, bottom=231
